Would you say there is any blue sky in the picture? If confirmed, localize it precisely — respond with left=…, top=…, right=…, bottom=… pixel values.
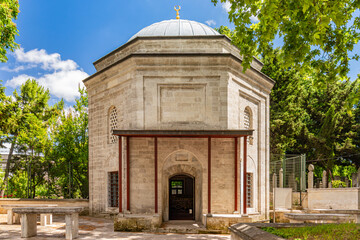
left=0, top=0, right=359, bottom=105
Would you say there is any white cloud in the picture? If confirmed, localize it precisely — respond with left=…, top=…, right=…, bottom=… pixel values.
left=0, top=65, right=28, bottom=72
left=6, top=48, right=89, bottom=102
left=37, top=70, right=88, bottom=102
left=6, top=74, right=34, bottom=88
left=205, top=20, right=216, bottom=26
left=14, top=48, right=78, bottom=71
left=222, top=1, right=231, bottom=12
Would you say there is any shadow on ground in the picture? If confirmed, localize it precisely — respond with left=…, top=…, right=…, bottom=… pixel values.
left=0, top=214, right=230, bottom=240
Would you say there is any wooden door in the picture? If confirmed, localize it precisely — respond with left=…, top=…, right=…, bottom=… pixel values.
left=169, top=175, right=194, bottom=220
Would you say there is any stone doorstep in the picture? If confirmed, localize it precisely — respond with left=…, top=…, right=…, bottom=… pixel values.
left=157, top=220, right=222, bottom=234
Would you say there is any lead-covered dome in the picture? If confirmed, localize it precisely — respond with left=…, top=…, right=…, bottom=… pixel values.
left=128, top=19, right=220, bottom=42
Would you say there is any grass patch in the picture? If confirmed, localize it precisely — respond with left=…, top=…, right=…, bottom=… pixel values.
left=262, top=223, right=360, bottom=240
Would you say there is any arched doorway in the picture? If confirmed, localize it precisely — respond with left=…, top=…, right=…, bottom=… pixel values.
left=169, top=175, right=195, bottom=220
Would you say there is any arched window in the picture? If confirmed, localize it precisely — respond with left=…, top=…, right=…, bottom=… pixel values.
left=244, top=107, right=252, bottom=129
left=109, top=106, right=118, bottom=144
left=244, top=107, right=253, bottom=145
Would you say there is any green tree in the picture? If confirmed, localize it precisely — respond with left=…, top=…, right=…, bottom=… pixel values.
left=0, top=81, right=10, bottom=147
left=218, top=26, right=309, bottom=155
left=212, top=0, right=360, bottom=79
left=218, top=25, right=360, bottom=174
left=16, top=113, right=48, bottom=198
left=0, top=0, right=20, bottom=62
left=261, top=48, right=309, bottom=155
left=0, top=79, right=62, bottom=197
left=47, top=88, right=88, bottom=198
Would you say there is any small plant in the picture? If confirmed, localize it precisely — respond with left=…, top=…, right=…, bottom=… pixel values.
left=332, top=180, right=346, bottom=188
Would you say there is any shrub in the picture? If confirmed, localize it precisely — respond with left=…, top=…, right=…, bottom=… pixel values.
left=332, top=180, right=346, bottom=188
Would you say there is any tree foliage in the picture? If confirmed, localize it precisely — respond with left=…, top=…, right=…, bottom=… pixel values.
left=0, top=0, right=20, bottom=62
left=263, top=48, right=360, bottom=171
left=212, top=0, right=360, bottom=80
left=46, top=88, right=88, bottom=198
left=0, top=79, right=62, bottom=197
left=218, top=26, right=360, bottom=176
left=0, top=81, right=10, bottom=147
left=0, top=79, right=89, bottom=199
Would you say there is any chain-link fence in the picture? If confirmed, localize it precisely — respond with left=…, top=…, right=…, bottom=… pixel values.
left=270, top=154, right=306, bottom=192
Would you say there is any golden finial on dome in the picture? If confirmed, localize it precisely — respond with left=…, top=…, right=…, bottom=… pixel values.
left=174, top=6, right=181, bottom=19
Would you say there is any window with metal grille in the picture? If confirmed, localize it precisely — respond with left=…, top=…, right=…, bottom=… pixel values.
left=108, top=172, right=119, bottom=207
left=109, top=107, right=118, bottom=144
left=246, top=172, right=253, bottom=208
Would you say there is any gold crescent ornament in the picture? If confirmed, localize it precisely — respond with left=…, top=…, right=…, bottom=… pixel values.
left=174, top=6, right=181, bottom=19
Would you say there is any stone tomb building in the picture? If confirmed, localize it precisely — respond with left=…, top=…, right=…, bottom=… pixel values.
left=83, top=19, right=275, bottom=230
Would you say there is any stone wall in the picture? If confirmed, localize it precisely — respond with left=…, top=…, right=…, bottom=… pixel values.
left=307, top=188, right=360, bottom=210
left=142, top=75, right=227, bottom=129
left=228, top=69, right=271, bottom=216
left=270, top=192, right=308, bottom=209
left=129, top=138, right=155, bottom=214
left=87, top=73, right=134, bottom=214
left=211, top=138, right=235, bottom=214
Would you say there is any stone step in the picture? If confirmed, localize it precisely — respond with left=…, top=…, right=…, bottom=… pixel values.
left=156, top=220, right=222, bottom=234
left=156, top=227, right=222, bottom=234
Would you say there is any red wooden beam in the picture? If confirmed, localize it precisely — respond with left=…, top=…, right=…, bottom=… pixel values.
left=113, top=129, right=253, bottom=138
left=114, top=135, right=249, bottom=138
left=126, top=137, right=130, bottom=211
left=243, top=136, right=247, bottom=214
left=234, top=137, right=238, bottom=212
left=118, top=137, right=122, bottom=213
left=154, top=137, right=158, bottom=213
left=208, top=137, right=211, bottom=213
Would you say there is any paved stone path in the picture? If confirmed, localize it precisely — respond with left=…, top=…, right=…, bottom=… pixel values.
left=0, top=214, right=230, bottom=239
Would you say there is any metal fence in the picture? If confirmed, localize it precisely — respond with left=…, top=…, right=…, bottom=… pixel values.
left=270, top=154, right=306, bottom=192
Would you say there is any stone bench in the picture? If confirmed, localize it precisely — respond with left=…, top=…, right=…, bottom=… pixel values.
left=284, top=213, right=353, bottom=223
left=1, top=204, right=57, bottom=225
left=13, top=207, right=83, bottom=240
left=309, top=209, right=360, bottom=223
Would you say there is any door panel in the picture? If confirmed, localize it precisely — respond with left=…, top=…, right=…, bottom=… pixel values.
left=169, top=175, right=194, bottom=220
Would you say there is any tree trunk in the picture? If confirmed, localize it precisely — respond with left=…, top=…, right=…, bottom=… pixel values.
left=32, top=177, right=36, bottom=199
left=0, top=139, right=16, bottom=197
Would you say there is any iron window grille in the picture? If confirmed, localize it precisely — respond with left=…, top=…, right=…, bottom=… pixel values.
left=108, top=171, right=119, bottom=207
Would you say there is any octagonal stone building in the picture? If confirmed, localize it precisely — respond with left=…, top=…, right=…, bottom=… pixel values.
left=83, top=19, right=275, bottom=230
